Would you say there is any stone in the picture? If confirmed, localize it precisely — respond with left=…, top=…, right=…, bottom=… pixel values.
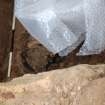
left=73, top=78, right=105, bottom=105
left=0, top=64, right=105, bottom=105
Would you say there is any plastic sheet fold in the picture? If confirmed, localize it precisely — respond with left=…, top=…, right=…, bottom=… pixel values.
left=15, top=0, right=85, bottom=55
left=78, top=0, right=105, bottom=55
left=15, top=0, right=105, bottom=56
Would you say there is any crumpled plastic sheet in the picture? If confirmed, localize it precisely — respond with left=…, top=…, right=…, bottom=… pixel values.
left=15, top=0, right=105, bottom=56
left=78, top=0, right=105, bottom=55
left=15, top=0, right=85, bottom=56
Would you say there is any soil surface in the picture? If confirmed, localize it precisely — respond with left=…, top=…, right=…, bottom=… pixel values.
left=11, top=19, right=105, bottom=78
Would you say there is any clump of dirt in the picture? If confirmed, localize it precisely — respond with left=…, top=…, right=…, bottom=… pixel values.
left=11, top=20, right=54, bottom=78
left=21, top=42, right=53, bottom=73
left=11, top=20, right=105, bottom=78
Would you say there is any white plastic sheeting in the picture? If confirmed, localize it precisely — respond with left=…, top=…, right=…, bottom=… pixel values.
left=15, top=0, right=105, bottom=56
left=55, top=0, right=85, bottom=35
left=79, top=0, right=105, bottom=55
left=15, top=0, right=85, bottom=55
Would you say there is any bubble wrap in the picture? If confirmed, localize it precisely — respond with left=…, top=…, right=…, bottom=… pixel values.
left=78, top=0, right=105, bottom=55
left=54, top=0, right=86, bottom=56
left=15, top=0, right=85, bottom=55
left=55, top=0, right=85, bottom=35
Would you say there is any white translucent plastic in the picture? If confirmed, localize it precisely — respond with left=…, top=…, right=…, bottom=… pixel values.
left=54, top=0, right=86, bottom=56
left=55, top=0, right=85, bottom=35
left=15, top=0, right=85, bottom=55
left=78, top=0, right=105, bottom=55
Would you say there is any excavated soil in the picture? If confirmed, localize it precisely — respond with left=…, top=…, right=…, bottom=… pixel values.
left=11, top=19, right=105, bottom=78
